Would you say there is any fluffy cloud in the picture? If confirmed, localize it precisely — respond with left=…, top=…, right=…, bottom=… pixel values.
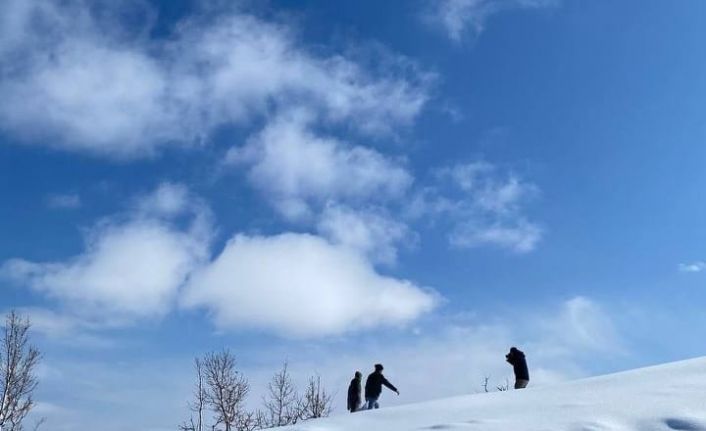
left=317, top=204, right=412, bottom=265
left=428, top=0, right=558, bottom=42
left=412, top=161, right=542, bottom=253
left=0, top=41, right=177, bottom=158
left=181, top=233, right=438, bottom=338
left=4, top=182, right=437, bottom=337
left=1, top=183, right=211, bottom=321
left=227, top=111, right=413, bottom=220
left=0, top=0, right=430, bottom=158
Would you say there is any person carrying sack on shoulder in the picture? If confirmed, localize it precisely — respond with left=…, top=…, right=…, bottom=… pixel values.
left=506, top=346, right=530, bottom=389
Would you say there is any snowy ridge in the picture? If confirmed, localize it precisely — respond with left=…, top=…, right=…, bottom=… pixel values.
left=285, top=357, right=706, bottom=431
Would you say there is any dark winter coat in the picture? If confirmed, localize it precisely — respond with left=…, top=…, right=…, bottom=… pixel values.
left=506, top=348, right=530, bottom=381
left=364, top=370, right=397, bottom=399
left=347, top=377, right=361, bottom=411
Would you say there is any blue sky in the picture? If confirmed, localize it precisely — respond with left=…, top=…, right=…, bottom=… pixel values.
left=2, top=0, right=706, bottom=429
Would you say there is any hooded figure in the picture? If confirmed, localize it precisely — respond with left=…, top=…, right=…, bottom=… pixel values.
left=347, top=371, right=363, bottom=412
left=505, top=347, right=530, bottom=389
left=364, top=363, right=399, bottom=409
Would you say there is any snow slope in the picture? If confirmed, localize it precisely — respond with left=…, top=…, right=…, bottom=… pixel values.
left=286, top=357, right=706, bottom=431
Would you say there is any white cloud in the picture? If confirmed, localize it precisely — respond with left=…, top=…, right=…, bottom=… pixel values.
left=2, top=222, right=205, bottom=319
left=227, top=111, right=413, bottom=220
left=0, top=41, right=177, bottom=158
left=0, top=1, right=431, bottom=158
left=413, top=161, right=543, bottom=253
left=450, top=219, right=542, bottom=252
left=317, top=204, right=412, bottom=265
left=4, top=183, right=438, bottom=338
left=1, top=183, right=211, bottom=321
left=678, top=261, right=706, bottom=273
left=4, top=307, right=116, bottom=348
left=134, top=182, right=190, bottom=218
left=436, top=162, right=538, bottom=214
left=429, top=0, right=558, bottom=42
left=181, top=233, right=438, bottom=338
left=46, top=192, right=81, bottom=209
left=530, top=297, right=622, bottom=355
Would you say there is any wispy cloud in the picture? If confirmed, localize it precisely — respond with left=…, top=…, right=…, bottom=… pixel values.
left=0, top=0, right=431, bottom=159
left=5, top=307, right=116, bottom=348
left=427, top=0, right=559, bottom=42
left=225, top=110, right=413, bottom=221
left=411, top=161, right=543, bottom=253
left=678, top=261, right=706, bottom=273
left=46, top=192, right=81, bottom=209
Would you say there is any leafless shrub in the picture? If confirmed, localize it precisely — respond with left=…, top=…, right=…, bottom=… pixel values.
left=234, top=409, right=266, bottom=431
left=299, top=375, right=333, bottom=420
left=481, top=376, right=509, bottom=393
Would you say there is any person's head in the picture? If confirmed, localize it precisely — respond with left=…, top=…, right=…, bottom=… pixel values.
left=355, top=371, right=362, bottom=379
left=506, top=346, right=518, bottom=359
left=374, top=363, right=384, bottom=372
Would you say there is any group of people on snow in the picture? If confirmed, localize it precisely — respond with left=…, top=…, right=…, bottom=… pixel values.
left=347, top=347, right=529, bottom=413
left=347, top=363, right=399, bottom=412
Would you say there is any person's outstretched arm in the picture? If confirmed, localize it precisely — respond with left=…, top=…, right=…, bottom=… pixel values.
left=382, top=376, right=399, bottom=394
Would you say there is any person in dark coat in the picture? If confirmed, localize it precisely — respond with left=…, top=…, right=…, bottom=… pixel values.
left=347, top=371, right=363, bottom=412
left=505, top=347, right=530, bottom=389
left=364, top=363, right=399, bottom=409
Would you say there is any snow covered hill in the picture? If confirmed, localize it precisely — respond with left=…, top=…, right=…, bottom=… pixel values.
left=285, top=357, right=706, bottom=431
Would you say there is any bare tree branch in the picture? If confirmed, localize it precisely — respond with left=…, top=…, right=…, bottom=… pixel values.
left=0, top=310, right=41, bottom=431
left=180, top=358, right=207, bottom=431
left=202, top=350, right=249, bottom=431
left=262, top=362, right=299, bottom=427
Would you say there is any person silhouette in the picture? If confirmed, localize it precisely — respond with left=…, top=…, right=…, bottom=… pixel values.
left=364, top=363, right=398, bottom=409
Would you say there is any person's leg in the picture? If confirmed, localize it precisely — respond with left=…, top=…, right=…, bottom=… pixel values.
left=514, top=379, right=529, bottom=389
left=365, top=397, right=373, bottom=409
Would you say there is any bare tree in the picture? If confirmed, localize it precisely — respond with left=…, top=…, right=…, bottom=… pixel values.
left=202, top=350, right=250, bottom=431
left=262, top=362, right=299, bottom=427
left=181, top=355, right=335, bottom=431
left=180, top=358, right=207, bottom=431
left=299, top=375, right=333, bottom=420
left=0, top=310, right=41, bottom=431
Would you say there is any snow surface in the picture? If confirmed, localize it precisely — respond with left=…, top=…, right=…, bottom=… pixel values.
left=285, top=357, right=706, bottom=431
